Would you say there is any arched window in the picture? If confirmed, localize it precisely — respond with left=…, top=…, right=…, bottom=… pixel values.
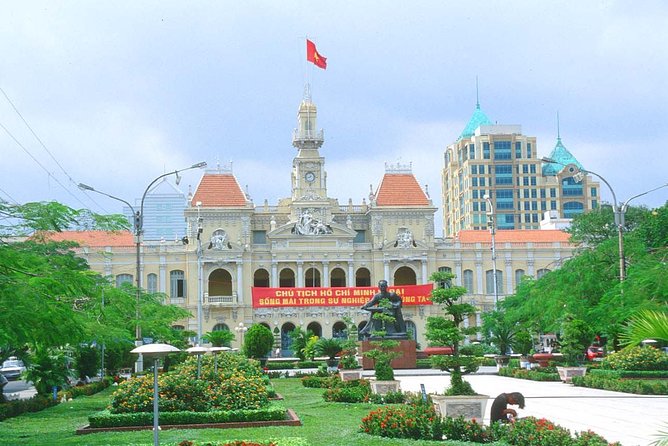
left=116, top=274, right=133, bottom=288
left=253, top=269, right=270, bottom=287
left=305, top=267, right=321, bottom=287
left=281, top=323, right=296, bottom=355
left=394, top=266, right=416, bottom=285
left=463, top=270, right=474, bottom=293
left=332, top=321, right=347, bottom=340
left=514, top=269, right=525, bottom=290
left=561, top=177, right=583, bottom=197
left=405, top=320, right=417, bottom=341
left=208, top=269, right=232, bottom=296
left=170, top=270, right=186, bottom=299
left=307, top=322, right=322, bottom=338
left=147, top=273, right=158, bottom=294
left=563, top=201, right=584, bottom=218
left=485, top=270, right=504, bottom=295
left=212, top=323, right=229, bottom=331
left=355, top=268, right=371, bottom=287
left=537, top=268, right=551, bottom=279
left=279, top=268, right=295, bottom=287
left=437, top=266, right=453, bottom=287
left=330, top=268, right=346, bottom=287
left=172, top=325, right=185, bottom=331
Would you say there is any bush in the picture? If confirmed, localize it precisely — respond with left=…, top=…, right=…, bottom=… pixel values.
left=360, top=399, right=443, bottom=440
left=493, top=416, right=573, bottom=445
left=89, top=404, right=287, bottom=428
left=572, top=374, right=668, bottom=395
left=300, top=375, right=337, bottom=388
left=498, top=366, right=561, bottom=382
left=601, top=346, right=668, bottom=371
left=0, top=395, right=59, bottom=421
left=244, top=324, right=275, bottom=359
left=442, top=416, right=490, bottom=443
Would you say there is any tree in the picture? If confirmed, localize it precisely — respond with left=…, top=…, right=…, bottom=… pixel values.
left=243, top=324, right=274, bottom=359
left=620, top=310, right=668, bottom=347
left=202, top=329, right=235, bottom=347
left=481, top=310, right=517, bottom=356
left=288, top=327, right=314, bottom=361
left=426, top=271, right=479, bottom=395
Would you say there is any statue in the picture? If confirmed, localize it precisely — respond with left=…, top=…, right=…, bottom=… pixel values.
left=359, top=280, right=407, bottom=340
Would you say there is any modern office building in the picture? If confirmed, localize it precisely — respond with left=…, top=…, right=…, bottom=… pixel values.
left=442, top=100, right=600, bottom=237
left=122, top=179, right=188, bottom=241
left=52, top=91, right=576, bottom=352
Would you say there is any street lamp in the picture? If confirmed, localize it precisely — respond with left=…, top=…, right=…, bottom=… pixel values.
left=195, top=201, right=204, bottom=346
left=483, top=194, right=499, bottom=308
left=186, top=345, right=208, bottom=379
left=79, top=161, right=207, bottom=372
left=541, top=158, right=667, bottom=283
left=235, top=322, right=248, bottom=351
left=209, top=346, right=231, bottom=375
left=131, top=343, right=180, bottom=446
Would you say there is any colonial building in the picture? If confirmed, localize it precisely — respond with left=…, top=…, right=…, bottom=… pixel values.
left=52, top=91, right=576, bottom=353
left=442, top=100, right=600, bottom=237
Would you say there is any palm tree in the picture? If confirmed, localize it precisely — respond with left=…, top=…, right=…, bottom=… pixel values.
left=620, top=310, right=668, bottom=347
left=202, top=330, right=235, bottom=347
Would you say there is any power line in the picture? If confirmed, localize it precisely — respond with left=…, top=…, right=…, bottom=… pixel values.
left=0, top=86, right=108, bottom=212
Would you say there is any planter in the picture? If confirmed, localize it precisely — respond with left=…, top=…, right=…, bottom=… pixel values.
left=532, top=353, right=555, bottom=367
left=339, top=369, right=363, bottom=381
left=494, top=355, right=510, bottom=371
left=326, top=358, right=339, bottom=373
left=369, top=380, right=400, bottom=395
left=557, top=366, right=587, bottom=383
left=519, top=355, right=531, bottom=369
left=431, top=394, right=489, bottom=424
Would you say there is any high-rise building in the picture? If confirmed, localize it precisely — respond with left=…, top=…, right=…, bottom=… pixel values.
left=123, top=179, right=188, bottom=241
left=442, top=100, right=600, bottom=237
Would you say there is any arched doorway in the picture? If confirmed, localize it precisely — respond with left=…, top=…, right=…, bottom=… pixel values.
left=405, top=320, right=417, bottom=342
left=355, top=267, right=371, bottom=286
left=208, top=268, right=232, bottom=296
left=305, top=267, right=321, bottom=287
left=330, top=268, right=346, bottom=287
left=357, top=321, right=368, bottom=341
left=332, top=321, right=347, bottom=340
left=212, top=323, right=229, bottom=331
left=306, top=322, right=322, bottom=338
left=254, top=268, right=269, bottom=287
left=279, top=268, right=295, bottom=287
left=394, top=266, right=416, bottom=285
left=281, top=322, right=296, bottom=356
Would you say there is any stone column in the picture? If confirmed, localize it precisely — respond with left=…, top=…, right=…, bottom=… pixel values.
left=271, top=258, right=278, bottom=287
left=322, top=261, right=329, bottom=287
left=236, top=260, right=243, bottom=304
left=297, top=261, right=304, bottom=288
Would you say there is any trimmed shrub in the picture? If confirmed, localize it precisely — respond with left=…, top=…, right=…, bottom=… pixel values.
left=0, top=395, right=59, bottom=421
left=498, top=366, right=561, bottom=381
left=572, top=374, right=668, bottom=395
left=442, top=416, right=490, bottom=443
left=601, top=346, right=668, bottom=371
left=360, top=399, right=443, bottom=440
left=89, top=404, right=287, bottom=428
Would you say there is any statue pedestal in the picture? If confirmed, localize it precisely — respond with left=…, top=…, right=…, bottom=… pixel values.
left=360, top=340, right=416, bottom=370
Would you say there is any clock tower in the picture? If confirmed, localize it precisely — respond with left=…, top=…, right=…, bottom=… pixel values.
left=291, top=84, right=327, bottom=201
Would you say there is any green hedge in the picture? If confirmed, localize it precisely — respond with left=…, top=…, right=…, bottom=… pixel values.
left=264, top=360, right=325, bottom=370
left=498, top=366, right=561, bottom=381
left=88, top=403, right=288, bottom=428
left=572, top=374, right=668, bottom=395
left=58, top=378, right=111, bottom=400
left=589, top=369, right=668, bottom=379
left=0, top=395, right=59, bottom=421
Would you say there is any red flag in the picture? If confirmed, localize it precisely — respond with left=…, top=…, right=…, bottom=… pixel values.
left=306, top=39, right=327, bottom=69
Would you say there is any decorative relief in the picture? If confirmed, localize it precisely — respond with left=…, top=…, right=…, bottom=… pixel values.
left=394, top=228, right=417, bottom=248
left=298, top=191, right=324, bottom=201
left=209, top=229, right=232, bottom=250
left=292, top=210, right=332, bottom=235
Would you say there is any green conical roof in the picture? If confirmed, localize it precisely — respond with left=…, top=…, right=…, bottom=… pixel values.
left=542, top=137, right=584, bottom=175
left=458, top=103, right=492, bottom=141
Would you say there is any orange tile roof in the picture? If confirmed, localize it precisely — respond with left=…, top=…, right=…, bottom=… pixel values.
left=457, top=229, right=572, bottom=243
left=42, top=230, right=135, bottom=247
left=191, top=173, right=249, bottom=207
left=375, top=173, right=430, bottom=206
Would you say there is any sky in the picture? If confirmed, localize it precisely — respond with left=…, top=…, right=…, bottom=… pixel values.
left=1, top=1, right=667, bottom=237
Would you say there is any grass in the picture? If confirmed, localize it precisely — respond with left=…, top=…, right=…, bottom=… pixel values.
left=0, top=379, right=504, bottom=446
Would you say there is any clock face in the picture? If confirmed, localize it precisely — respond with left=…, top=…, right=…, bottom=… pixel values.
left=305, top=171, right=316, bottom=183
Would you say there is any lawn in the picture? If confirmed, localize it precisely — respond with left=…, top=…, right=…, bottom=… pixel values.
left=0, top=379, right=501, bottom=446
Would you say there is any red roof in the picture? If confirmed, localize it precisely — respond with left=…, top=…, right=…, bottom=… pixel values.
left=457, top=229, right=571, bottom=243
left=375, top=174, right=430, bottom=206
left=42, top=230, right=134, bottom=247
left=191, top=173, right=248, bottom=207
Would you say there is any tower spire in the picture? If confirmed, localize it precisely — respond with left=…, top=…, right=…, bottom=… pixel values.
left=475, top=76, right=480, bottom=109
left=556, top=111, right=561, bottom=142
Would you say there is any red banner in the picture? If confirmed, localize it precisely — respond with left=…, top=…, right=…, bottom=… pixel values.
left=251, top=284, right=433, bottom=308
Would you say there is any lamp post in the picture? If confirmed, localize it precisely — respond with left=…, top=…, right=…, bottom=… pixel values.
left=131, top=343, right=180, bottom=446
left=235, top=322, right=248, bottom=351
left=483, top=194, right=498, bottom=308
left=195, top=201, right=204, bottom=346
left=186, top=345, right=208, bottom=379
left=79, top=161, right=207, bottom=372
left=541, top=158, right=667, bottom=283
left=209, top=346, right=230, bottom=375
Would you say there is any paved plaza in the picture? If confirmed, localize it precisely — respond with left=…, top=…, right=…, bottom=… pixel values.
left=389, top=368, right=667, bottom=446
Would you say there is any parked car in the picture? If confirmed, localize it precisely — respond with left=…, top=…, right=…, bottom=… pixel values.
left=586, top=345, right=604, bottom=361
left=0, top=357, right=26, bottom=380
left=117, top=368, right=133, bottom=380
